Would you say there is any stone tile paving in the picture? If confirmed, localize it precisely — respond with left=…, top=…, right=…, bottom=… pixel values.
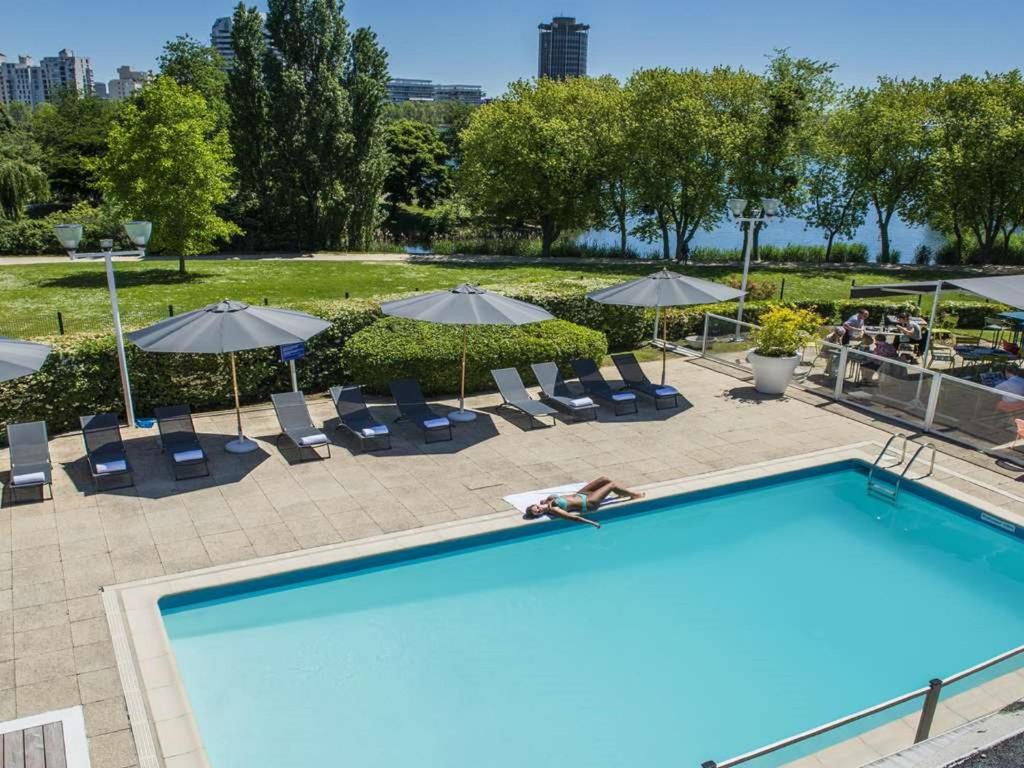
left=0, top=357, right=1018, bottom=768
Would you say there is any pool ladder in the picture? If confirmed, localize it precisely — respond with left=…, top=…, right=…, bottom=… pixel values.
left=867, top=434, right=937, bottom=502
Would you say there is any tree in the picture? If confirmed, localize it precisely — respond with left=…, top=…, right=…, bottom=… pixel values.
left=459, top=77, right=609, bottom=257
left=833, top=78, right=933, bottom=262
left=588, top=78, right=631, bottom=258
left=799, top=115, right=868, bottom=261
left=911, top=73, right=1024, bottom=262
left=386, top=100, right=478, bottom=163
left=96, top=77, right=241, bottom=272
left=0, top=103, right=48, bottom=219
left=343, top=26, right=390, bottom=251
left=384, top=119, right=451, bottom=208
left=264, top=0, right=354, bottom=249
left=227, top=2, right=273, bottom=242
left=32, top=88, right=118, bottom=202
left=159, top=35, right=229, bottom=128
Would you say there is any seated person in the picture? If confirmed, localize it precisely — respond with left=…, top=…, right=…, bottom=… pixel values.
left=841, top=308, right=870, bottom=345
left=894, top=312, right=925, bottom=357
left=859, top=334, right=899, bottom=384
left=995, top=366, right=1024, bottom=413
left=825, top=325, right=847, bottom=345
left=525, top=477, right=646, bottom=529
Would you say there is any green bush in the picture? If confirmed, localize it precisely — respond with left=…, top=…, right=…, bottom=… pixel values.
left=344, top=317, right=608, bottom=396
left=505, top=289, right=648, bottom=351
left=0, top=203, right=134, bottom=256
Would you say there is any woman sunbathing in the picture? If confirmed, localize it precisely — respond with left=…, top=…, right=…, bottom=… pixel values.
left=525, top=476, right=645, bottom=528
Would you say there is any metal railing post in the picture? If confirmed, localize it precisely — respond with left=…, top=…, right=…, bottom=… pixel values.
left=701, top=313, right=711, bottom=357
left=833, top=346, right=848, bottom=400
left=56, top=311, right=64, bottom=335
left=923, top=374, right=942, bottom=431
left=914, top=679, right=944, bottom=743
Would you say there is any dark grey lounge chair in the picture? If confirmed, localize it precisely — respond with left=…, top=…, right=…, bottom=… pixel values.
left=570, top=358, right=639, bottom=416
left=330, top=385, right=391, bottom=452
left=491, top=368, right=557, bottom=429
left=388, top=379, right=452, bottom=443
left=530, top=362, right=598, bottom=421
left=154, top=405, right=210, bottom=480
left=80, top=413, right=133, bottom=491
left=271, top=391, right=331, bottom=460
left=611, top=353, right=682, bottom=410
left=4, top=421, right=52, bottom=505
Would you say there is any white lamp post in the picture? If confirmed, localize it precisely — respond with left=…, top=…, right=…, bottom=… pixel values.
left=53, top=221, right=152, bottom=428
left=726, top=198, right=781, bottom=331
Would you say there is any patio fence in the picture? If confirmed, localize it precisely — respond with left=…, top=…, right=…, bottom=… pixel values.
left=695, top=312, right=1024, bottom=461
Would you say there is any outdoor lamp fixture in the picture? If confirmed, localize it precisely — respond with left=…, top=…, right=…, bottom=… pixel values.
left=726, top=198, right=781, bottom=329
left=53, top=221, right=153, bottom=427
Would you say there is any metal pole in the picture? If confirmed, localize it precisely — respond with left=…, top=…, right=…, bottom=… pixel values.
left=230, top=352, right=242, bottom=437
left=449, top=324, right=476, bottom=422
left=289, top=360, right=298, bottom=393
left=833, top=346, right=848, bottom=400
left=653, top=306, right=661, bottom=343
left=736, top=219, right=756, bottom=332
left=661, top=311, right=668, bottom=386
left=914, top=679, right=944, bottom=743
left=104, top=253, right=136, bottom=427
left=922, top=283, right=942, bottom=367
left=701, top=313, right=710, bottom=357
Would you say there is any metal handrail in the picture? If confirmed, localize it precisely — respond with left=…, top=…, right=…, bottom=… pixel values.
left=701, top=641, right=1024, bottom=768
left=901, top=442, right=936, bottom=484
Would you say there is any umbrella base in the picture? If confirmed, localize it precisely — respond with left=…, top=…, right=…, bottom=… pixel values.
left=225, top=436, right=259, bottom=454
left=448, top=409, right=477, bottom=422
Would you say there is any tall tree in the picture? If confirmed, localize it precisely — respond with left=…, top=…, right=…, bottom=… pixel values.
left=0, top=104, right=48, bottom=219
left=384, top=119, right=451, bottom=209
left=833, top=78, right=933, bottom=262
left=264, top=0, right=353, bottom=249
left=227, top=2, right=273, bottom=241
left=589, top=78, right=631, bottom=258
left=32, top=88, right=118, bottom=203
left=97, top=77, right=240, bottom=272
left=459, top=77, right=609, bottom=257
left=159, top=35, right=229, bottom=128
left=343, top=26, right=390, bottom=251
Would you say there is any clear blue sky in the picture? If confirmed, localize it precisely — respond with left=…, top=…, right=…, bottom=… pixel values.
left=2, top=0, right=1022, bottom=98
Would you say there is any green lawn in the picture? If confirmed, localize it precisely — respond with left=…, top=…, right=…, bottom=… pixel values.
left=0, top=258, right=976, bottom=338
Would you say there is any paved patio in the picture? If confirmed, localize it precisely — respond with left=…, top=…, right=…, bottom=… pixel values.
left=1, top=357, right=1022, bottom=768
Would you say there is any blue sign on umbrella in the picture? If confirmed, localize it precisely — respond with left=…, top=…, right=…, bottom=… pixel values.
left=280, top=342, right=305, bottom=362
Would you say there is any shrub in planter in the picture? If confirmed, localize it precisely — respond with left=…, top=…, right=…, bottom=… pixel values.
left=343, top=317, right=608, bottom=396
left=748, top=306, right=821, bottom=394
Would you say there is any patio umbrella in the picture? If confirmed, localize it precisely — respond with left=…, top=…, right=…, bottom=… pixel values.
left=0, top=337, right=51, bottom=382
left=587, top=269, right=745, bottom=385
left=127, top=300, right=331, bottom=453
left=381, top=284, right=554, bottom=422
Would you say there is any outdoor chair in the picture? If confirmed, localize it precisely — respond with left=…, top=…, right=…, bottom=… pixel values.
left=154, top=405, right=210, bottom=480
left=491, top=368, right=557, bottom=429
left=388, top=379, right=453, bottom=443
left=4, top=421, right=52, bottom=505
left=569, top=358, right=639, bottom=416
left=530, top=362, right=599, bottom=421
left=271, top=391, right=332, bottom=461
left=330, top=385, right=391, bottom=452
left=611, top=353, right=682, bottom=410
left=80, top=413, right=133, bottom=491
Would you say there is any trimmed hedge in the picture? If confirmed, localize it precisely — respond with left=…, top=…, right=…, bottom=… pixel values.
left=344, top=317, right=608, bottom=396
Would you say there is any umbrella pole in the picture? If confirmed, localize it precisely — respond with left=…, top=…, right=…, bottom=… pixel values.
left=450, top=324, right=476, bottom=422
left=662, top=312, right=668, bottom=386
left=225, top=351, right=258, bottom=453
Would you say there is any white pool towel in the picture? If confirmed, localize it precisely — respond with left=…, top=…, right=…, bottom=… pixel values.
left=12, top=471, right=46, bottom=486
left=654, top=386, right=678, bottom=397
left=568, top=397, right=594, bottom=408
left=423, top=417, right=450, bottom=429
left=95, top=459, right=127, bottom=474
left=173, top=449, right=204, bottom=463
left=299, top=433, right=329, bottom=447
left=361, top=425, right=389, bottom=437
left=611, top=392, right=636, bottom=402
left=503, top=482, right=626, bottom=514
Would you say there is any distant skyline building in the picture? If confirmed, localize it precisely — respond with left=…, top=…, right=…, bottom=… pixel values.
left=387, top=78, right=485, bottom=105
left=0, top=48, right=93, bottom=106
left=537, top=16, right=589, bottom=80
left=105, top=64, right=149, bottom=100
left=211, top=15, right=272, bottom=68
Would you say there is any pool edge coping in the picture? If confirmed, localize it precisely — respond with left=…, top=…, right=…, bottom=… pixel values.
left=101, top=441, right=1024, bottom=768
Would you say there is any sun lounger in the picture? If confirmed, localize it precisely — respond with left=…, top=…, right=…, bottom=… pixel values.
left=330, top=385, right=391, bottom=451
left=388, top=379, right=453, bottom=443
left=491, top=368, right=557, bottom=429
left=80, top=413, right=134, bottom=490
left=4, top=421, right=52, bottom=505
left=154, top=405, right=210, bottom=480
left=530, top=362, right=599, bottom=421
left=570, top=358, right=639, bottom=416
left=611, top=353, right=682, bottom=410
left=271, top=391, right=331, bottom=460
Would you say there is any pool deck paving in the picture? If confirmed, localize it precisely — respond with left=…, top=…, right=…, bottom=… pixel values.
left=1, top=357, right=1023, bottom=768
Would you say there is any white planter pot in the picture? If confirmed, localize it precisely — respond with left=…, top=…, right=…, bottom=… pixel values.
left=747, top=351, right=801, bottom=395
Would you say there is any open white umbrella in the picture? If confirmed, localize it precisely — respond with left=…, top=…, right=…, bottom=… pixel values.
left=127, top=300, right=331, bottom=453
left=0, top=338, right=51, bottom=382
left=588, top=269, right=745, bottom=385
left=381, top=285, right=554, bottom=421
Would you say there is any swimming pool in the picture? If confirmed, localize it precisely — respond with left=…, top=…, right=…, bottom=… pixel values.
left=160, top=461, right=1024, bottom=767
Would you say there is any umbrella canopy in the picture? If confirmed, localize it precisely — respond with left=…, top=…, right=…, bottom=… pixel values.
left=0, top=337, right=52, bottom=383
left=127, top=301, right=332, bottom=453
left=587, top=269, right=745, bottom=308
left=127, top=300, right=331, bottom=354
left=588, top=269, right=745, bottom=384
left=381, top=285, right=555, bottom=420
left=380, top=284, right=555, bottom=326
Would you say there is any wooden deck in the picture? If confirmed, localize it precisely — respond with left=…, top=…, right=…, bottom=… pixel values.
left=1, top=722, right=67, bottom=768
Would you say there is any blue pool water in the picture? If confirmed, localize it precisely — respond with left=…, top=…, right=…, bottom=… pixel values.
left=161, top=463, right=1024, bottom=767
